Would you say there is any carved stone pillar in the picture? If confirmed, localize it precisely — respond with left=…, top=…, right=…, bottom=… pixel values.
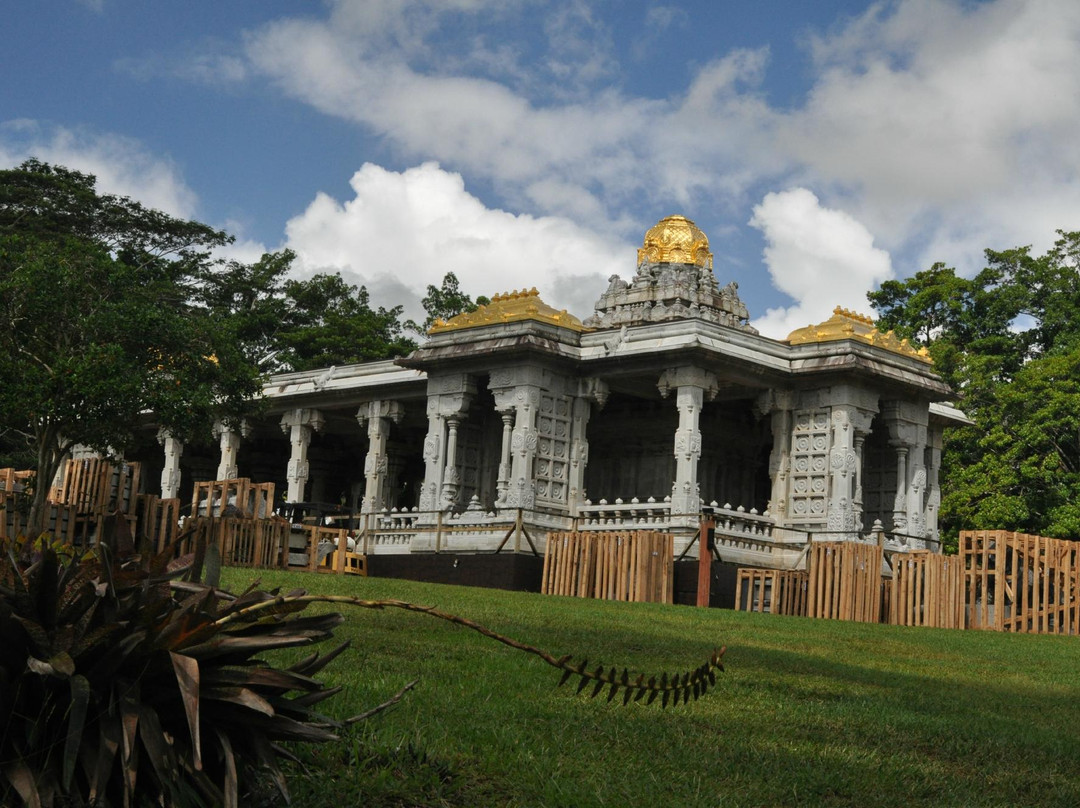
left=441, top=414, right=463, bottom=507
left=757, top=391, right=794, bottom=527
left=853, top=432, right=866, bottom=532
left=213, top=419, right=250, bottom=481
left=891, top=443, right=908, bottom=533
left=357, top=400, right=404, bottom=514
left=419, top=374, right=475, bottom=512
left=495, top=408, right=515, bottom=505
left=926, top=425, right=943, bottom=544
left=507, top=387, right=541, bottom=509
left=827, top=406, right=859, bottom=534
left=157, top=429, right=184, bottom=500
left=279, top=408, right=325, bottom=503
left=658, top=367, right=718, bottom=516
left=568, top=378, right=608, bottom=515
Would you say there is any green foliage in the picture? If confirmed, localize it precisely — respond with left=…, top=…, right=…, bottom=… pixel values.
left=0, top=534, right=354, bottom=807
left=417, top=271, right=487, bottom=331
left=868, top=230, right=1080, bottom=543
left=0, top=160, right=263, bottom=533
left=200, top=253, right=419, bottom=372
left=276, top=273, right=417, bottom=371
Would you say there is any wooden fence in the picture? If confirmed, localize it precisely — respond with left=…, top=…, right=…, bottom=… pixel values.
left=735, top=568, right=808, bottom=615
left=807, top=542, right=884, bottom=623
left=53, top=458, right=141, bottom=515
left=888, top=551, right=965, bottom=629
left=183, top=516, right=290, bottom=569
left=191, top=478, right=275, bottom=518
left=962, top=530, right=1080, bottom=634
left=542, top=531, right=673, bottom=603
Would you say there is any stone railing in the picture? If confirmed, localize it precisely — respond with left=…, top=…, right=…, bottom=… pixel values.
left=575, top=496, right=673, bottom=530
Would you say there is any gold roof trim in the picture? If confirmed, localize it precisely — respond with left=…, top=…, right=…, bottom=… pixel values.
left=428, top=288, right=585, bottom=334
left=637, top=214, right=713, bottom=269
left=786, top=306, right=932, bottom=363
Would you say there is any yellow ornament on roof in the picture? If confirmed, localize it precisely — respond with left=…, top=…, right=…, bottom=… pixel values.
left=786, top=307, right=933, bottom=363
left=637, top=215, right=713, bottom=270
left=428, top=288, right=585, bottom=334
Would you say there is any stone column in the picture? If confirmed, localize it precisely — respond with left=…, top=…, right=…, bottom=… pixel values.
left=884, top=401, right=930, bottom=540
left=495, top=408, right=515, bottom=505
left=568, top=378, right=608, bottom=515
left=827, top=406, right=859, bottom=534
left=757, top=391, right=794, bottom=527
left=507, top=388, right=541, bottom=509
left=213, top=419, right=250, bottom=481
left=441, top=414, right=463, bottom=507
left=925, top=425, right=943, bottom=545
left=658, top=367, right=719, bottom=516
left=891, top=443, right=908, bottom=533
left=357, top=400, right=404, bottom=514
left=279, top=408, right=325, bottom=503
left=157, top=429, right=184, bottom=500
left=853, top=431, right=867, bottom=532
left=419, top=374, right=475, bottom=512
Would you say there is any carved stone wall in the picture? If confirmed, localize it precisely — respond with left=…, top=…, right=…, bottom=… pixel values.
left=787, top=409, right=831, bottom=526
left=535, top=393, right=572, bottom=505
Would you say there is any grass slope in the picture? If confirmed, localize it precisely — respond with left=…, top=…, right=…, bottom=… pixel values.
left=223, top=569, right=1080, bottom=808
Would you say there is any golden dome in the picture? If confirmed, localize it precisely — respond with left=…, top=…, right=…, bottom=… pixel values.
left=637, top=215, right=713, bottom=269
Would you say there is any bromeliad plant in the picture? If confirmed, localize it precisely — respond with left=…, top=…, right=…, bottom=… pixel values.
left=0, top=528, right=725, bottom=807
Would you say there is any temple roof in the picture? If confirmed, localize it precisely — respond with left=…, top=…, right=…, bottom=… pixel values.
left=786, top=307, right=932, bottom=363
left=427, top=288, right=585, bottom=334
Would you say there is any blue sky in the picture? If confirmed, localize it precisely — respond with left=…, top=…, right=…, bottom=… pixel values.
left=4, top=0, right=1079, bottom=337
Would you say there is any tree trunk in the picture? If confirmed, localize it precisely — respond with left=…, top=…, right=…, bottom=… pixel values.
left=28, top=425, right=64, bottom=537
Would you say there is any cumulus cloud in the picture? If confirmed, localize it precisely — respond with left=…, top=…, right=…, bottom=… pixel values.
left=231, top=0, right=1080, bottom=304
left=0, top=120, right=199, bottom=219
left=748, top=188, right=894, bottom=339
left=282, top=162, right=635, bottom=323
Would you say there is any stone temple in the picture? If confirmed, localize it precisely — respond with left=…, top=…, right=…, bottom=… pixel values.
left=132, top=214, right=966, bottom=582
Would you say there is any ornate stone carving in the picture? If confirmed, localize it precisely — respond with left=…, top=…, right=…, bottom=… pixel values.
left=583, top=215, right=756, bottom=332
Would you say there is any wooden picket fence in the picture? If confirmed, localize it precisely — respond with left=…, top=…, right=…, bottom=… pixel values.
left=183, top=516, right=291, bottom=568
left=191, top=478, right=275, bottom=518
left=542, top=531, right=673, bottom=603
left=53, top=458, right=141, bottom=515
left=0, top=468, right=33, bottom=494
left=136, top=494, right=182, bottom=554
left=962, top=530, right=1080, bottom=634
left=807, top=542, right=884, bottom=623
left=1, top=499, right=80, bottom=544
left=888, top=551, right=965, bottom=629
left=735, top=568, right=808, bottom=615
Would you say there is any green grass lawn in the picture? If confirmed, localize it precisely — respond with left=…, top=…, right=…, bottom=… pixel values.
left=222, top=568, right=1080, bottom=808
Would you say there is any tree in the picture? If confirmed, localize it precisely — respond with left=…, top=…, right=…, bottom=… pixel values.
left=867, top=230, right=1080, bottom=544
left=0, top=160, right=262, bottom=532
left=417, top=271, right=488, bottom=331
left=199, top=254, right=420, bottom=373
left=276, top=273, right=417, bottom=371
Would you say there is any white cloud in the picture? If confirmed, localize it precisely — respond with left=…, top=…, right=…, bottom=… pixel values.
left=233, top=0, right=1080, bottom=310
left=282, top=162, right=635, bottom=323
left=0, top=121, right=199, bottom=219
left=748, top=188, right=894, bottom=339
